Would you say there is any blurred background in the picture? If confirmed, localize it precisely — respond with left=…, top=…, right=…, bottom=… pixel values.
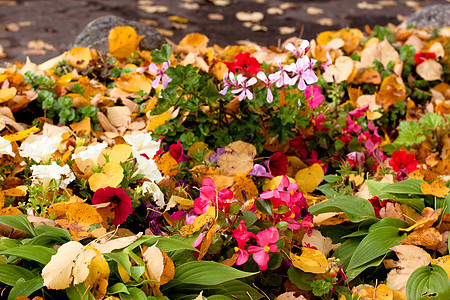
left=0, top=0, right=444, bottom=64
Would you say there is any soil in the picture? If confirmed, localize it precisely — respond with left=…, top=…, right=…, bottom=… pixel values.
left=0, top=0, right=446, bottom=65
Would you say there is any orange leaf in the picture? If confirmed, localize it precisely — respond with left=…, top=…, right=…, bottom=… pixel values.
left=108, top=26, right=143, bottom=59
left=65, top=47, right=92, bottom=68
left=421, top=178, right=450, bottom=198
left=115, top=73, right=152, bottom=94
left=179, top=206, right=215, bottom=237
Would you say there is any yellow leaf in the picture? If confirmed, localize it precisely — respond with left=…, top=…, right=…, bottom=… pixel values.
left=179, top=206, right=215, bottom=237
left=0, top=206, right=23, bottom=215
left=115, top=73, right=152, bottom=94
left=108, top=144, right=132, bottom=164
left=118, top=263, right=131, bottom=283
left=85, top=247, right=110, bottom=299
left=147, top=110, right=173, bottom=131
left=375, top=284, right=393, bottom=300
left=366, top=110, right=383, bottom=120
left=108, top=26, right=143, bottom=59
left=421, top=178, right=450, bottom=198
left=66, top=47, right=92, bottom=68
left=169, top=15, right=188, bottom=24
left=432, top=255, right=450, bottom=279
left=290, top=248, right=328, bottom=274
left=3, top=126, right=40, bottom=142
left=66, top=202, right=106, bottom=241
left=57, top=73, right=74, bottom=84
left=179, top=33, right=209, bottom=51
left=171, top=195, right=194, bottom=210
left=89, top=161, right=124, bottom=191
left=0, top=87, right=17, bottom=103
left=316, top=31, right=338, bottom=45
left=211, top=62, right=228, bottom=80
left=295, top=163, right=324, bottom=193
left=156, top=152, right=180, bottom=177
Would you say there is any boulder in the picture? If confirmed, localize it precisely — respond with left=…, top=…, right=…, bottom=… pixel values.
left=404, top=4, right=450, bottom=29
left=70, top=15, right=164, bottom=54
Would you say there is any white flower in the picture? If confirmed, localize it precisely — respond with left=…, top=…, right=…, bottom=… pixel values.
left=19, top=134, right=62, bottom=163
left=142, top=181, right=165, bottom=208
left=0, top=136, right=15, bottom=157
left=123, top=132, right=160, bottom=158
left=72, top=142, right=108, bottom=166
left=31, top=162, right=75, bottom=189
left=133, top=150, right=163, bottom=183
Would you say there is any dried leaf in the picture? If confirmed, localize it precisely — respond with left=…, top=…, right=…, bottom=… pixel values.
left=179, top=206, right=215, bottom=237
left=290, top=248, right=328, bottom=274
left=421, top=178, right=450, bottom=198
left=90, top=233, right=143, bottom=253
left=89, top=161, right=124, bottom=192
left=108, top=26, right=143, bottom=59
left=323, top=56, right=355, bottom=83
left=0, top=87, right=17, bottom=103
left=84, top=247, right=110, bottom=299
left=3, top=126, right=40, bottom=142
left=235, top=11, right=264, bottom=23
left=217, top=141, right=256, bottom=175
left=115, top=73, right=152, bottom=94
left=41, top=241, right=97, bottom=289
left=143, top=243, right=175, bottom=286
left=302, top=229, right=334, bottom=257
left=417, top=59, right=444, bottom=81
left=65, top=47, right=92, bottom=68
left=295, top=163, right=324, bottom=193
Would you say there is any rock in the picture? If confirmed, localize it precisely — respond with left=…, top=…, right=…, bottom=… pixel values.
left=70, top=15, right=164, bottom=54
left=404, top=4, right=450, bottom=29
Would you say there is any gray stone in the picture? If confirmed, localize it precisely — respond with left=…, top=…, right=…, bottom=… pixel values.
left=404, top=4, right=450, bottom=29
left=70, top=15, right=164, bottom=55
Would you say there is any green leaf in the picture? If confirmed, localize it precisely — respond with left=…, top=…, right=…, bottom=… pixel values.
left=287, top=266, right=315, bottom=290
left=346, top=226, right=406, bottom=278
left=107, top=282, right=129, bottom=295
left=255, top=198, right=273, bottom=215
left=333, top=238, right=363, bottom=270
left=126, top=235, right=198, bottom=253
left=345, top=255, right=386, bottom=281
left=366, top=180, right=389, bottom=197
left=421, top=112, right=444, bottom=130
left=308, top=196, right=376, bottom=223
left=104, top=252, right=131, bottom=275
left=209, top=280, right=263, bottom=300
left=0, top=245, right=56, bottom=265
left=316, top=184, right=341, bottom=199
left=0, top=264, right=35, bottom=286
left=440, top=191, right=450, bottom=216
left=7, top=276, right=44, bottom=300
left=151, top=44, right=173, bottom=64
left=406, top=264, right=450, bottom=300
left=34, top=224, right=71, bottom=240
left=120, top=287, right=147, bottom=300
left=369, top=218, right=409, bottom=232
left=241, top=210, right=258, bottom=227
left=66, top=283, right=95, bottom=300
left=394, top=121, right=426, bottom=146
left=342, top=230, right=369, bottom=238
left=0, top=215, right=37, bottom=237
left=172, top=261, right=258, bottom=286
left=380, top=179, right=424, bottom=195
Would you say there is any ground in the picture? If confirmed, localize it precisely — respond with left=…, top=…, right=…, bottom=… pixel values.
left=0, top=0, right=446, bottom=64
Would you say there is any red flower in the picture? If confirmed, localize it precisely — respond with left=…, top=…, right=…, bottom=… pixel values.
left=224, top=52, right=261, bottom=76
left=268, top=152, right=288, bottom=176
left=389, top=150, right=419, bottom=173
left=368, top=196, right=387, bottom=218
left=414, top=52, right=436, bottom=65
left=92, top=187, right=133, bottom=225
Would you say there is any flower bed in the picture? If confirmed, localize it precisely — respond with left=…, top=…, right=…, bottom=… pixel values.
left=0, top=24, right=449, bottom=299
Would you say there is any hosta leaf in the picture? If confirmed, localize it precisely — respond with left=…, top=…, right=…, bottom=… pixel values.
left=0, top=245, right=56, bottom=264
left=346, top=226, right=406, bottom=279
left=380, top=179, right=424, bottom=195
left=0, top=265, right=35, bottom=286
left=406, top=264, right=450, bottom=300
left=308, top=196, right=376, bottom=223
left=172, top=261, right=258, bottom=286
left=7, top=276, right=44, bottom=300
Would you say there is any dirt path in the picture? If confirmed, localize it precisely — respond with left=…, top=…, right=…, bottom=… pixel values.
left=0, top=0, right=446, bottom=64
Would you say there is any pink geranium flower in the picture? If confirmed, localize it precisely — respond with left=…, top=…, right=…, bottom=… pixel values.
left=137, top=61, right=172, bottom=89
left=248, top=227, right=279, bottom=270
left=256, top=71, right=280, bottom=103
left=92, top=187, right=133, bottom=225
left=286, top=56, right=318, bottom=91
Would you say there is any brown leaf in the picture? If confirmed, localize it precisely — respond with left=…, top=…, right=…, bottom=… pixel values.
left=400, top=227, right=442, bottom=250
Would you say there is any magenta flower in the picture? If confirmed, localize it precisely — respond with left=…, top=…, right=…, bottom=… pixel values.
left=349, top=105, right=369, bottom=118
left=248, top=164, right=273, bottom=178
left=169, top=140, right=191, bottom=163
left=231, top=74, right=257, bottom=101
left=346, top=151, right=365, bottom=169
left=92, top=187, right=133, bottom=225
left=311, top=113, right=328, bottom=130
left=346, top=116, right=362, bottom=133
left=248, top=227, right=279, bottom=271
left=260, top=176, right=299, bottom=208
left=300, top=214, right=315, bottom=236
left=232, top=220, right=256, bottom=266
left=305, top=84, right=324, bottom=109
left=193, top=177, right=217, bottom=215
